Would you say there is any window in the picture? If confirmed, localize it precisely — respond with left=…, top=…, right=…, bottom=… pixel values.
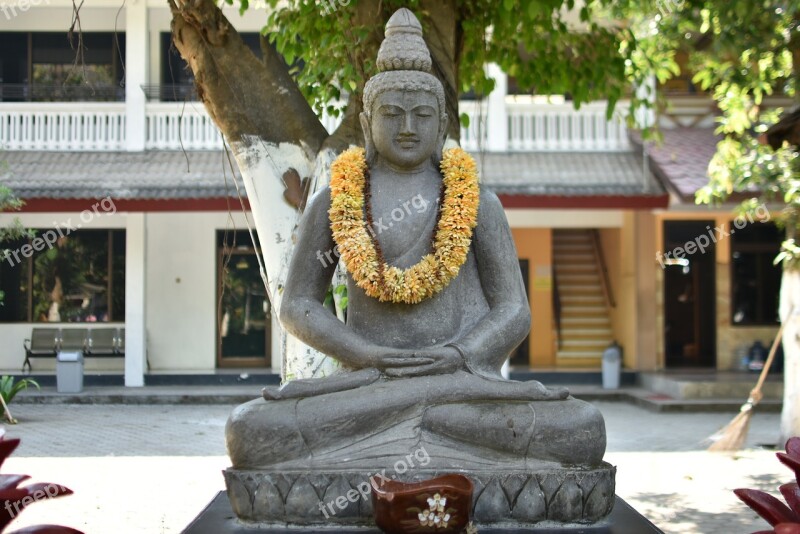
left=0, top=32, right=125, bottom=102
left=0, top=230, right=125, bottom=323
left=731, top=223, right=782, bottom=325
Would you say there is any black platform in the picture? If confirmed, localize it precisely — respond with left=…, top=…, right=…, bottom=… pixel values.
left=183, top=491, right=663, bottom=533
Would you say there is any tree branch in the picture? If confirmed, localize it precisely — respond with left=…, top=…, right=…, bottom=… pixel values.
left=321, top=1, right=384, bottom=151
left=421, top=0, right=460, bottom=140
left=168, top=0, right=327, bottom=151
left=324, top=1, right=462, bottom=149
left=323, top=90, right=364, bottom=152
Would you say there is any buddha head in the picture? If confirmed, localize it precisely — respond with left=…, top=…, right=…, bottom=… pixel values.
left=360, top=8, right=448, bottom=170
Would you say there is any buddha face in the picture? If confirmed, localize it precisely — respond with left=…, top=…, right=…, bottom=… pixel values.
left=364, top=89, right=443, bottom=171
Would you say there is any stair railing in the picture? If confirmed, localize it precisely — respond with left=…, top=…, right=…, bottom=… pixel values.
left=590, top=229, right=616, bottom=309
left=552, top=268, right=563, bottom=350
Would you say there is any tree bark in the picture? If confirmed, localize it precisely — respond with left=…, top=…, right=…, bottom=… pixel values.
left=420, top=0, right=460, bottom=140
left=169, top=0, right=336, bottom=381
left=167, top=0, right=465, bottom=381
left=168, top=0, right=327, bottom=147
left=780, top=16, right=800, bottom=445
left=780, top=257, right=800, bottom=445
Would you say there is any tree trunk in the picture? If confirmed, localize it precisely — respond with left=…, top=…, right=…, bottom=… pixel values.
left=169, top=0, right=335, bottom=381
left=779, top=268, right=800, bottom=445
left=780, top=20, right=800, bottom=445
left=168, top=0, right=461, bottom=381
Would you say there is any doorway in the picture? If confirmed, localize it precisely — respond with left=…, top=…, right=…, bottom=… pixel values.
left=663, top=221, right=716, bottom=367
left=217, top=231, right=270, bottom=368
left=510, top=259, right=531, bottom=366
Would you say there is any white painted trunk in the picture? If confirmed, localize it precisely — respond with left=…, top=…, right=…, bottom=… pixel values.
left=779, top=269, right=800, bottom=445
left=229, top=136, right=343, bottom=382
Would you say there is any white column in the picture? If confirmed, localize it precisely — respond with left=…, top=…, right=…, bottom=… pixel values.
left=635, top=74, right=657, bottom=129
left=125, top=0, right=148, bottom=151
left=486, top=63, right=508, bottom=152
left=125, top=213, right=146, bottom=387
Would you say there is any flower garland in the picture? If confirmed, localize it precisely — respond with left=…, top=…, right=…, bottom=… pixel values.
left=328, top=146, right=480, bottom=305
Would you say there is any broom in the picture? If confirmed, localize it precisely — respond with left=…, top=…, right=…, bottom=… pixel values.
left=708, top=316, right=788, bottom=452
left=0, top=394, right=16, bottom=425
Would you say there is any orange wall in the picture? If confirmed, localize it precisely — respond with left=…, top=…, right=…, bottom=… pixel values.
left=601, top=212, right=658, bottom=370
left=511, top=228, right=554, bottom=367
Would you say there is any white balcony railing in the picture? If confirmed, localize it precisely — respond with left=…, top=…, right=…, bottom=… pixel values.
left=0, top=99, right=631, bottom=152
left=0, top=103, right=127, bottom=151
left=145, top=102, right=222, bottom=150
left=0, top=102, right=223, bottom=151
left=460, top=100, right=630, bottom=152
left=507, top=101, right=629, bottom=152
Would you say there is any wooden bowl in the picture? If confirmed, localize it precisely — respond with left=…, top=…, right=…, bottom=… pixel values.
left=370, top=474, right=473, bottom=533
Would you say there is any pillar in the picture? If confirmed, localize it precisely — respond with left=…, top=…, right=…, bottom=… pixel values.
left=125, top=213, right=146, bottom=386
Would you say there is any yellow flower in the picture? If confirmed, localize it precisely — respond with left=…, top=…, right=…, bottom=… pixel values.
left=329, top=147, right=479, bottom=305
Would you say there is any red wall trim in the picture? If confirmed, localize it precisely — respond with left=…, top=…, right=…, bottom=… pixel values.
left=16, top=194, right=667, bottom=213
left=496, top=194, right=669, bottom=210
left=16, top=198, right=251, bottom=212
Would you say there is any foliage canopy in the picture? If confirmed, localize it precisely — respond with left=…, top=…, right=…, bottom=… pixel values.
left=227, top=0, right=641, bottom=120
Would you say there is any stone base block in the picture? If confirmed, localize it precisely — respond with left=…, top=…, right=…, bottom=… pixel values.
left=224, top=464, right=616, bottom=528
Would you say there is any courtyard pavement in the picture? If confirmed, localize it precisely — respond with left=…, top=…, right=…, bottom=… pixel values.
left=0, top=399, right=787, bottom=533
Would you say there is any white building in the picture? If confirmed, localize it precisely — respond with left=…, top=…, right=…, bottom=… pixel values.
left=1, top=1, right=691, bottom=386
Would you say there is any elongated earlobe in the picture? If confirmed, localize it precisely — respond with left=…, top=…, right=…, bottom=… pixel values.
left=359, top=112, right=376, bottom=165
left=433, top=113, right=447, bottom=167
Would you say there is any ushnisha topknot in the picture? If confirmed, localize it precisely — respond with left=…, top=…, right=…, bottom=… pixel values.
left=376, top=8, right=432, bottom=73
left=363, top=8, right=445, bottom=120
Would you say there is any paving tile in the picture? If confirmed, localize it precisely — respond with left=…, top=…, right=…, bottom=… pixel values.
left=0, top=401, right=788, bottom=533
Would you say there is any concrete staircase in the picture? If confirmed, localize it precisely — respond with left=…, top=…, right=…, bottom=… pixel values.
left=553, top=229, right=614, bottom=362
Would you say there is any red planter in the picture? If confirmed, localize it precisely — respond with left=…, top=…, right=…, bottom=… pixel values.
left=370, top=474, right=474, bottom=534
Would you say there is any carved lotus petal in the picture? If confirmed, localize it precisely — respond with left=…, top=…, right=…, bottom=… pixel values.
left=473, top=478, right=510, bottom=522
left=254, top=478, right=284, bottom=519
left=511, top=477, right=545, bottom=521
left=549, top=478, right=583, bottom=522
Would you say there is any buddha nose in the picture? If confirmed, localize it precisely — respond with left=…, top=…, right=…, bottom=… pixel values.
left=401, top=112, right=415, bottom=135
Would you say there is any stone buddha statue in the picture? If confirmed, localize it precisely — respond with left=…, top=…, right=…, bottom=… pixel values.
left=225, top=8, right=613, bottom=527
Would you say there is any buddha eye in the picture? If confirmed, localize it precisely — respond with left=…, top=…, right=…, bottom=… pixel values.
left=414, top=106, right=436, bottom=118
left=380, top=106, right=403, bottom=117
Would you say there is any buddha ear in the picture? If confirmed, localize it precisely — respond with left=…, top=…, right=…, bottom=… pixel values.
left=434, top=112, right=448, bottom=165
left=359, top=112, right=376, bottom=165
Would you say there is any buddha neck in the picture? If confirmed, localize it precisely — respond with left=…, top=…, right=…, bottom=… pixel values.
left=371, top=156, right=438, bottom=177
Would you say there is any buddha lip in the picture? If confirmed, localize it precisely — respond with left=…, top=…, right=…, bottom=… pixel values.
left=397, top=139, right=419, bottom=147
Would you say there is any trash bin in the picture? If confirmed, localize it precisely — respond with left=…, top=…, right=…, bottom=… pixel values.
left=56, top=351, right=84, bottom=393
left=602, top=341, right=622, bottom=390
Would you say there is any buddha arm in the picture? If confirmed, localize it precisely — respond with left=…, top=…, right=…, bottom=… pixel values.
left=279, top=187, right=385, bottom=369
left=452, top=190, right=531, bottom=377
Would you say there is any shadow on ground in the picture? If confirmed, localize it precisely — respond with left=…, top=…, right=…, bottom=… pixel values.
left=629, top=492, right=774, bottom=534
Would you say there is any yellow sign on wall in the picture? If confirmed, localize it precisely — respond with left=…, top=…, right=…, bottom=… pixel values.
left=533, top=265, right=552, bottom=292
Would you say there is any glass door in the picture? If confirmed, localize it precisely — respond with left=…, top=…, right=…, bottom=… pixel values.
left=217, top=234, right=270, bottom=368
